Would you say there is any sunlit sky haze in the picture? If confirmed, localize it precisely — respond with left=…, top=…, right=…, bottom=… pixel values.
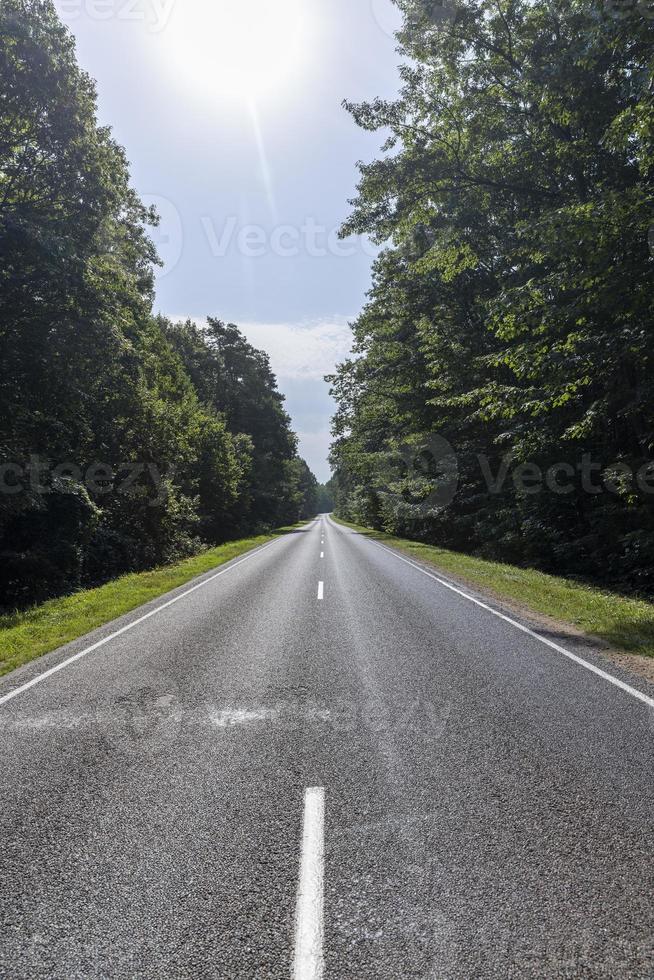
left=55, top=0, right=404, bottom=480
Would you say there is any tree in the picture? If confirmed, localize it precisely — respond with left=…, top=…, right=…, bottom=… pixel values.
left=330, top=0, right=654, bottom=590
left=163, top=317, right=306, bottom=530
left=316, top=480, right=336, bottom=513
left=0, top=2, right=312, bottom=606
left=292, top=458, right=319, bottom=520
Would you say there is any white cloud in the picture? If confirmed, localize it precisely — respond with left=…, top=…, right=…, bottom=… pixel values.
left=170, top=316, right=352, bottom=381
left=239, top=318, right=353, bottom=381
left=169, top=316, right=353, bottom=382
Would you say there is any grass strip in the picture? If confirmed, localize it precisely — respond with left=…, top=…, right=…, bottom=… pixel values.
left=332, top=516, right=654, bottom=658
left=0, top=525, right=306, bottom=677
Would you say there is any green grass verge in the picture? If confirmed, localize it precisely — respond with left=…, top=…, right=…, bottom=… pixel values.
left=332, top=516, right=654, bottom=658
left=0, top=524, right=308, bottom=678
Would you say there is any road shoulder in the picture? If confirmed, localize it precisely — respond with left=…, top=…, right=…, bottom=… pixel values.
left=330, top=515, right=654, bottom=688
left=0, top=523, right=312, bottom=684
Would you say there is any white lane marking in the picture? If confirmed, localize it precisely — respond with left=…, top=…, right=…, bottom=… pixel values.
left=0, top=539, right=281, bottom=708
left=210, top=707, right=278, bottom=727
left=366, top=539, right=654, bottom=710
left=317, top=582, right=324, bottom=601
left=320, top=553, right=324, bottom=559
left=293, top=787, right=325, bottom=980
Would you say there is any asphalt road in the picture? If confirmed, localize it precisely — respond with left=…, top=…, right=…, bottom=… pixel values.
left=1, top=516, right=653, bottom=979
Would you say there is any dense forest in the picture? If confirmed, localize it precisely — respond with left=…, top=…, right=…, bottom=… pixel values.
left=330, top=0, right=654, bottom=592
left=0, top=0, right=320, bottom=608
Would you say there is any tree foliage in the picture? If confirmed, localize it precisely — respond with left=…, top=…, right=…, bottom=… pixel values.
left=316, top=479, right=336, bottom=513
left=330, top=0, right=654, bottom=590
left=0, top=1, right=317, bottom=607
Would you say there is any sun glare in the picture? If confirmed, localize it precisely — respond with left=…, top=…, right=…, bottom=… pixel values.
left=164, top=0, right=308, bottom=104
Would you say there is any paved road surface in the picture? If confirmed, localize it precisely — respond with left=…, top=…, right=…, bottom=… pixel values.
left=1, top=516, right=653, bottom=978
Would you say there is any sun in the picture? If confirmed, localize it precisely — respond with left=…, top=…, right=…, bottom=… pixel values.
left=164, top=0, right=308, bottom=104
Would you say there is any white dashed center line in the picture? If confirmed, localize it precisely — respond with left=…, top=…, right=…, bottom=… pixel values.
left=317, top=582, right=324, bottom=600
left=293, top=787, right=325, bottom=980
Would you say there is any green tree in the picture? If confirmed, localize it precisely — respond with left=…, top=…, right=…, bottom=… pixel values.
left=316, top=480, right=336, bottom=513
left=0, top=2, right=297, bottom=606
left=331, top=0, right=654, bottom=589
left=163, top=317, right=305, bottom=530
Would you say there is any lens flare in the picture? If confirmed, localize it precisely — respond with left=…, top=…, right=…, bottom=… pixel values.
left=164, top=0, right=308, bottom=104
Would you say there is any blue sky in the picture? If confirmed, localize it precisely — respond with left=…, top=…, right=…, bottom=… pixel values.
left=55, top=0, right=404, bottom=481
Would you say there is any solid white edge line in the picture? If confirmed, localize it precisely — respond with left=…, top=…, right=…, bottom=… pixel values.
left=293, top=787, right=325, bottom=980
left=317, top=582, right=324, bottom=601
left=367, top=539, right=654, bottom=710
left=326, top=516, right=654, bottom=711
left=0, top=538, right=281, bottom=708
